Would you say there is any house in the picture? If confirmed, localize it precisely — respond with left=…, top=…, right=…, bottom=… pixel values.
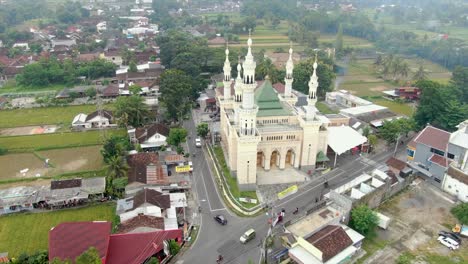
left=72, top=110, right=114, bottom=129
left=48, top=221, right=183, bottom=264
left=128, top=123, right=170, bottom=150
left=49, top=221, right=111, bottom=262
left=126, top=152, right=169, bottom=185
left=0, top=177, right=106, bottom=215
left=77, top=53, right=99, bottom=62
left=383, top=87, right=421, bottom=101
left=101, top=84, right=120, bottom=98
left=406, top=125, right=451, bottom=186
left=386, top=157, right=412, bottom=178
left=51, top=39, right=76, bottom=48
left=326, top=90, right=373, bottom=108
left=96, top=21, right=107, bottom=33
left=442, top=120, right=468, bottom=202
left=117, top=188, right=170, bottom=222
left=101, top=50, right=123, bottom=66
left=265, top=51, right=301, bottom=69
left=288, top=225, right=364, bottom=264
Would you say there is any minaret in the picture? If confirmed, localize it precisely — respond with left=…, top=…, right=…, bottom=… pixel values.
left=235, top=30, right=260, bottom=191
left=308, top=54, right=319, bottom=107
left=241, top=29, right=257, bottom=113
left=284, top=43, right=294, bottom=97
left=234, top=56, right=243, bottom=103
left=223, top=43, right=232, bottom=101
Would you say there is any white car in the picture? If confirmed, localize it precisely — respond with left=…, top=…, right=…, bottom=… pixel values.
left=195, top=138, right=202, bottom=147
left=438, top=235, right=459, bottom=250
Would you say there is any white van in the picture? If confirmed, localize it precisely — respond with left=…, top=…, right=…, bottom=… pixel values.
left=438, top=235, right=459, bottom=250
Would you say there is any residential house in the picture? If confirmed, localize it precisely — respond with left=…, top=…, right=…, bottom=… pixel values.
left=101, top=50, right=123, bottom=66
left=0, top=177, right=106, bottom=215
left=126, top=152, right=169, bottom=185
left=406, top=125, right=451, bottom=187
left=128, top=123, right=170, bottom=150
left=117, top=188, right=186, bottom=230
left=96, top=21, right=107, bottom=33
left=383, top=87, right=421, bottom=101
left=101, top=84, right=120, bottom=98
left=72, top=110, right=114, bottom=129
left=282, top=204, right=364, bottom=264
left=48, top=221, right=183, bottom=264
left=326, top=90, right=373, bottom=108
left=265, top=51, right=301, bottom=69
left=51, top=39, right=76, bottom=48
left=77, top=53, right=99, bottom=62
left=442, top=120, right=468, bottom=202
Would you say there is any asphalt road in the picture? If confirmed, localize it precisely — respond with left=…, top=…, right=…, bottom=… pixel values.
left=179, top=116, right=406, bottom=264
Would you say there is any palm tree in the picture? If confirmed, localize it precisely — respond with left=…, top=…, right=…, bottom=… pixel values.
left=106, top=155, right=128, bottom=179
left=398, top=61, right=410, bottom=80
left=413, top=65, right=428, bottom=81
left=391, top=57, right=403, bottom=81
left=381, top=54, right=394, bottom=79
left=256, top=58, right=275, bottom=80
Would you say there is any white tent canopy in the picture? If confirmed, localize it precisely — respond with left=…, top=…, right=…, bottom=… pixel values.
left=327, top=125, right=367, bottom=155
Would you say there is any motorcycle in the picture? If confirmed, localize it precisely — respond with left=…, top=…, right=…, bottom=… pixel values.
left=216, top=255, right=223, bottom=263
left=293, top=207, right=299, bottom=214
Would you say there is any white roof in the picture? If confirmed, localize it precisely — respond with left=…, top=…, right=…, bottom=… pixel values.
left=72, top=113, right=87, bottom=124
left=334, top=173, right=372, bottom=194
left=289, top=245, right=322, bottom=264
left=340, top=104, right=387, bottom=116
left=170, top=192, right=187, bottom=207
left=327, top=126, right=367, bottom=155
left=450, top=124, right=468, bottom=149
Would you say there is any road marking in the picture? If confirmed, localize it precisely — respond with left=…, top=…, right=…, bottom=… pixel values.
left=211, top=208, right=227, bottom=212
left=200, top=199, right=206, bottom=202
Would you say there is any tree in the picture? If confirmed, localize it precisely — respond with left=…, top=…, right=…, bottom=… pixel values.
left=75, top=247, right=101, bottom=264
left=85, top=87, right=97, bottom=98
left=349, top=205, right=378, bottom=236
left=170, top=52, right=201, bottom=77
left=451, top=66, right=468, bottom=103
left=379, top=118, right=414, bottom=144
left=0, top=147, right=7, bottom=156
left=196, top=123, right=209, bottom=138
left=128, top=60, right=138, bottom=72
left=167, top=128, right=188, bottom=147
left=101, top=135, right=131, bottom=163
left=159, top=69, right=193, bottom=122
left=292, top=59, right=335, bottom=99
left=147, top=257, right=160, bottom=264
left=451, top=203, right=468, bottom=225
left=169, top=240, right=181, bottom=255
left=129, top=84, right=142, bottom=95
left=105, top=156, right=129, bottom=197
left=367, top=134, right=378, bottom=151
left=13, top=250, right=49, bottom=264
left=362, top=125, right=371, bottom=137
left=335, top=24, right=343, bottom=55
left=412, top=65, right=427, bottom=81
left=114, top=96, right=150, bottom=127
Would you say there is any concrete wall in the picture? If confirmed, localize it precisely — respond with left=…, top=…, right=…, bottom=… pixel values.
left=414, top=143, right=432, bottom=166
left=443, top=174, right=468, bottom=202
left=428, top=163, right=445, bottom=187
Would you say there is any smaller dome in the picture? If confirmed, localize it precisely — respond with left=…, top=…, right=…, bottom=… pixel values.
left=313, top=61, right=318, bottom=69
left=247, top=38, right=252, bottom=46
left=237, top=62, right=242, bottom=72
left=225, top=48, right=229, bottom=56
left=289, top=48, right=293, bottom=55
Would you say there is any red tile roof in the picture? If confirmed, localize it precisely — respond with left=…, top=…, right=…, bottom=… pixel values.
left=306, top=225, right=353, bottom=262
left=413, top=126, right=450, bottom=151
left=127, top=153, right=168, bottom=184
left=429, top=154, right=448, bottom=168
left=117, top=215, right=165, bottom=233
left=105, top=229, right=183, bottom=264
left=386, top=157, right=407, bottom=171
left=49, top=221, right=111, bottom=262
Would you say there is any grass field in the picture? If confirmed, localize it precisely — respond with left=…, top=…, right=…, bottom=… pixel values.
left=0, top=153, right=45, bottom=180
left=0, top=82, right=67, bottom=94
left=369, top=98, right=414, bottom=116
left=0, top=105, right=104, bottom=128
left=0, top=129, right=125, bottom=151
left=38, top=145, right=105, bottom=174
left=316, top=101, right=338, bottom=114
left=0, top=203, right=115, bottom=257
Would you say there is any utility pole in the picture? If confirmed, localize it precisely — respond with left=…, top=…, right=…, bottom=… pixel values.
left=393, top=133, right=402, bottom=157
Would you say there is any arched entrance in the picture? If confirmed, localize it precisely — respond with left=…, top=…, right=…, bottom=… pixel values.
left=270, top=150, right=280, bottom=169
left=257, top=151, right=265, bottom=168
left=285, top=149, right=295, bottom=167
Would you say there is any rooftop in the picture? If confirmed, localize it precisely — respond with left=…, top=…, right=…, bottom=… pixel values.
left=340, top=104, right=388, bottom=116
left=286, top=205, right=341, bottom=238
left=413, top=125, right=450, bottom=151
left=306, top=225, right=354, bottom=262
left=254, top=80, right=291, bottom=117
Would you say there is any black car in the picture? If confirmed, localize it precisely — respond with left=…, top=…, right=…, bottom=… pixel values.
left=439, top=231, right=461, bottom=244
left=214, top=215, right=227, bottom=225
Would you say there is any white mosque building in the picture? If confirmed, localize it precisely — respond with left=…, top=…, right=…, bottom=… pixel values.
left=217, top=34, right=332, bottom=191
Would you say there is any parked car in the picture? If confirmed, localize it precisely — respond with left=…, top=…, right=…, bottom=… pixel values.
left=240, top=229, right=256, bottom=244
left=437, top=236, right=459, bottom=250
left=438, top=231, right=461, bottom=244
left=214, top=215, right=227, bottom=225
left=195, top=138, right=202, bottom=147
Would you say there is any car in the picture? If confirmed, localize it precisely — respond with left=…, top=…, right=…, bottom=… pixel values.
left=195, top=138, right=202, bottom=147
left=438, top=235, right=459, bottom=250
left=438, top=231, right=461, bottom=244
left=214, top=215, right=227, bottom=225
left=240, top=228, right=256, bottom=244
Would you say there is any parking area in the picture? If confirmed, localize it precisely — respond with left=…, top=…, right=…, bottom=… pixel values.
left=364, top=178, right=468, bottom=264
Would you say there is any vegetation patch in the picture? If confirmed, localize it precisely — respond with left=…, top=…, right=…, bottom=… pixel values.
left=0, top=105, right=110, bottom=128
left=316, top=102, right=338, bottom=114
left=369, top=98, right=414, bottom=116
left=0, top=153, right=45, bottom=180
left=0, top=129, right=125, bottom=152
left=0, top=203, right=115, bottom=257
left=212, top=146, right=258, bottom=208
